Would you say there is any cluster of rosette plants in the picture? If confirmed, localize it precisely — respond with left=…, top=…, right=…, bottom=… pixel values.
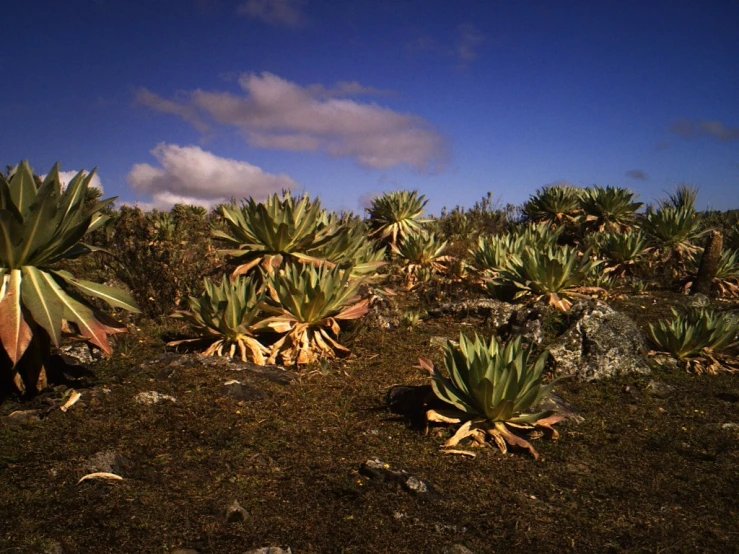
left=2, top=161, right=738, bottom=457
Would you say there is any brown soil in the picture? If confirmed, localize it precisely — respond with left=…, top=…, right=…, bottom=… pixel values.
left=1, top=292, right=738, bottom=554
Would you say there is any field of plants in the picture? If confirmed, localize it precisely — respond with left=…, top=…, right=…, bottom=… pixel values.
left=0, top=162, right=738, bottom=553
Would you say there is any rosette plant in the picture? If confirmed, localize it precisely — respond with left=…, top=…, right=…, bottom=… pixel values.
left=392, top=232, right=452, bottom=288
left=366, top=190, right=431, bottom=250
left=214, top=192, right=341, bottom=277
left=262, top=263, right=369, bottom=365
left=169, top=274, right=269, bottom=364
left=490, top=245, right=603, bottom=312
left=522, top=185, right=582, bottom=225
left=579, top=185, right=642, bottom=233
left=648, top=308, right=739, bottom=374
left=420, top=333, right=564, bottom=459
left=0, top=162, right=139, bottom=393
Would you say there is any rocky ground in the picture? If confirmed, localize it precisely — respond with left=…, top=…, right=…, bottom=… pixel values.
left=1, top=291, right=738, bottom=554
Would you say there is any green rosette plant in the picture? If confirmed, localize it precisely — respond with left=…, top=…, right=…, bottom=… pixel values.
left=648, top=308, right=739, bottom=374
left=262, top=263, right=369, bottom=365
left=366, top=190, right=431, bottom=250
left=420, top=332, right=565, bottom=459
left=169, top=274, right=270, bottom=364
left=0, top=161, right=139, bottom=393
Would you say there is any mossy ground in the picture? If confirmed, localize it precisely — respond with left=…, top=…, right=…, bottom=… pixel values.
left=1, top=293, right=738, bottom=554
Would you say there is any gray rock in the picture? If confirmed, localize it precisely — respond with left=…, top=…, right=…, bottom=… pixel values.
left=59, top=343, right=101, bottom=366
left=547, top=300, right=651, bottom=380
left=134, top=391, right=177, bottom=405
left=359, top=458, right=438, bottom=496
left=226, top=500, right=248, bottom=523
left=645, top=379, right=675, bottom=398
left=83, top=450, right=128, bottom=475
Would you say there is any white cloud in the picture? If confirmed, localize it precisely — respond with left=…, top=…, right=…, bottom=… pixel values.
left=237, top=0, right=308, bottom=28
left=137, top=72, right=447, bottom=172
left=127, top=143, right=297, bottom=209
left=40, top=170, right=104, bottom=194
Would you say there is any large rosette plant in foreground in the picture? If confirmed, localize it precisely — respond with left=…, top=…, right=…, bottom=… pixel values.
left=0, top=162, right=140, bottom=393
left=419, top=333, right=565, bottom=459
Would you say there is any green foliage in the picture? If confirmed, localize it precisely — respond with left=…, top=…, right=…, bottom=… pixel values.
left=489, top=245, right=602, bottom=311
left=82, top=204, right=224, bottom=319
left=649, top=308, right=739, bottom=373
left=366, top=190, right=431, bottom=249
left=659, top=184, right=699, bottom=212
left=393, top=232, right=452, bottom=287
left=262, top=263, right=369, bottom=365
left=686, top=247, right=739, bottom=297
left=0, top=161, right=139, bottom=393
left=422, top=332, right=563, bottom=458
left=601, top=229, right=650, bottom=276
left=642, top=205, right=703, bottom=265
left=170, top=274, right=269, bottom=363
left=434, top=192, right=515, bottom=242
left=215, top=192, right=338, bottom=275
left=522, top=184, right=582, bottom=225
left=580, top=185, right=642, bottom=232
left=215, top=192, right=383, bottom=280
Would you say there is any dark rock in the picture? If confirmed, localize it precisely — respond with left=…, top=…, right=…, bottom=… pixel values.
left=547, top=300, right=651, bottom=380
left=226, top=500, right=248, bottom=523
left=359, top=458, right=438, bottom=497
left=386, top=384, right=435, bottom=417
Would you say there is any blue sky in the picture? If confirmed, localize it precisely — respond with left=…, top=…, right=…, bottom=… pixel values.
left=2, top=0, right=738, bottom=214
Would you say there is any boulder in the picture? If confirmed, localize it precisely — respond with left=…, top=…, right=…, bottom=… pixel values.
left=547, top=300, right=651, bottom=380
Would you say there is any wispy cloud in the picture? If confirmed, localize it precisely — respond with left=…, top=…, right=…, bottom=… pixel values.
left=127, top=143, right=297, bottom=209
left=625, top=169, right=648, bottom=181
left=455, top=24, right=485, bottom=65
left=137, top=72, right=447, bottom=172
left=237, top=0, right=308, bottom=28
left=670, top=118, right=739, bottom=141
left=407, top=24, right=485, bottom=67
left=135, top=88, right=210, bottom=133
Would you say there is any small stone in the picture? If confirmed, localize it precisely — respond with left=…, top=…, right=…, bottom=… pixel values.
left=226, top=500, right=248, bottom=523
left=3, top=410, right=41, bottom=425
left=221, top=380, right=265, bottom=402
left=83, top=450, right=128, bottom=475
left=645, top=380, right=675, bottom=399
left=242, top=548, right=292, bottom=554
left=134, top=391, right=176, bottom=405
